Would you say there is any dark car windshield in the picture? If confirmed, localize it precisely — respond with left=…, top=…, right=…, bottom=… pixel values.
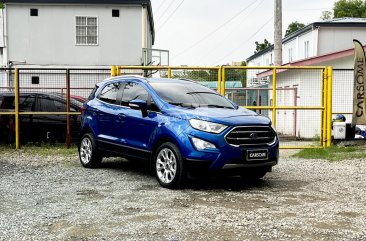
left=150, top=81, right=235, bottom=109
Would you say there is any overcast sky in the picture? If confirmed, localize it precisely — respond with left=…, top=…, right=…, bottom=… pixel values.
left=150, top=0, right=337, bottom=66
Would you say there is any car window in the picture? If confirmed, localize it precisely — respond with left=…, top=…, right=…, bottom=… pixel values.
left=0, top=96, right=14, bottom=109
left=98, top=83, right=120, bottom=104
left=19, top=96, right=36, bottom=111
left=121, top=82, right=149, bottom=107
left=150, top=82, right=235, bottom=109
left=88, top=86, right=99, bottom=101
left=38, top=96, right=66, bottom=112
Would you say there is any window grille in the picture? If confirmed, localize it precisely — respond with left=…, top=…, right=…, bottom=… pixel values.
left=76, top=16, right=98, bottom=45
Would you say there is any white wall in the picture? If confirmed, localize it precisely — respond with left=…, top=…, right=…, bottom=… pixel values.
left=267, top=69, right=323, bottom=139
left=5, top=4, right=151, bottom=66
left=318, top=27, right=366, bottom=56
left=282, top=31, right=314, bottom=64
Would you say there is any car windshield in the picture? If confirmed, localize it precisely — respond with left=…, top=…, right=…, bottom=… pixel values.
left=150, top=81, right=235, bottom=109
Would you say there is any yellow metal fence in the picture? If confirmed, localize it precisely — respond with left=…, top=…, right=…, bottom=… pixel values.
left=112, top=65, right=333, bottom=149
left=2, top=66, right=332, bottom=149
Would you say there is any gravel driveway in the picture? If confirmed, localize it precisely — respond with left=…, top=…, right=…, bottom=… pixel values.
left=0, top=149, right=365, bottom=241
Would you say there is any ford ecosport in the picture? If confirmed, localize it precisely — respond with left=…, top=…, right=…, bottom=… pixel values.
left=79, top=76, right=279, bottom=188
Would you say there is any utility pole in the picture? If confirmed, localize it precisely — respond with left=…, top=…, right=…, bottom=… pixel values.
left=274, top=0, right=282, bottom=66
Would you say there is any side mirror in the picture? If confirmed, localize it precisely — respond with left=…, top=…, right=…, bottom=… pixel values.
left=129, top=99, right=148, bottom=117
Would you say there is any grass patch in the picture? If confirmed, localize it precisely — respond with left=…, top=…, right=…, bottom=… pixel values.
left=293, top=145, right=366, bottom=161
left=0, top=143, right=78, bottom=157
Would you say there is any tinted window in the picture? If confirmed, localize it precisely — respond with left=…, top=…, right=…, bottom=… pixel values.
left=150, top=81, right=235, bottom=109
left=0, top=96, right=14, bottom=109
left=98, top=83, right=120, bottom=104
left=121, top=82, right=149, bottom=106
left=19, top=96, right=36, bottom=111
left=38, top=97, right=66, bottom=112
left=0, top=95, right=36, bottom=111
left=88, top=86, right=99, bottom=100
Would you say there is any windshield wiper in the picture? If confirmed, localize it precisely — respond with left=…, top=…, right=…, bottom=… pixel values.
left=168, top=102, right=196, bottom=109
left=187, top=92, right=216, bottom=95
left=206, top=104, right=234, bottom=109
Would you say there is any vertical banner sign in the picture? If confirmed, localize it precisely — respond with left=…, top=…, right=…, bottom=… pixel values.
left=352, top=40, right=366, bottom=127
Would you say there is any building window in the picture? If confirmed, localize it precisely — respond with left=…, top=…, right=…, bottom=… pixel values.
left=30, top=8, right=38, bottom=16
left=31, top=76, right=40, bottom=85
left=112, top=9, right=120, bottom=17
left=304, top=41, right=310, bottom=59
left=288, top=48, right=293, bottom=62
left=76, top=16, right=98, bottom=45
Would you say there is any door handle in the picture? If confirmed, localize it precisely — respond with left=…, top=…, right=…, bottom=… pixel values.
left=92, top=109, right=100, bottom=116
left=118, top=113, right=126, bottom=118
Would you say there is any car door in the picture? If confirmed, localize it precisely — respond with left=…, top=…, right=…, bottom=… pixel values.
left=93, top=82, right=124, bottom=146
left=18, top=94, right=36, bottom=142
left=119, top=82, right=159, bottom=159
left=34, top=94, right=67, bottom=141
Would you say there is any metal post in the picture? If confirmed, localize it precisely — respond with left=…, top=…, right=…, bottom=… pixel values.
left=217, top=67, right=222, bottom=94
left=272, top=67, right=277, bottom=128
left=66, top=69, right=71, bottom=148
left=15, top=68, right=20, bottom=150
left=294, top=87, right=297, bottom=138
left=327, top=66, right=333, bottom=147
left=168, top=68, right=172, bottom=78
left=111, top=66, right=117, bottom=77
left=221, top=68, right=226, bottom=96
left=321, top=68, right=327, bottom=147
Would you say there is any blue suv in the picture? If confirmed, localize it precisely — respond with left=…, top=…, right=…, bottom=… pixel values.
left=79, top=76, right=279, bottom=188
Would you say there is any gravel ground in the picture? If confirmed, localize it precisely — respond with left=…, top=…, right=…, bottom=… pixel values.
left=0, top=149, right=366, bottom=241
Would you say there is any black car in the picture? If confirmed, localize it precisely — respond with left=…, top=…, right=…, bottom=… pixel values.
left=0, top=92, right=82, bottom=143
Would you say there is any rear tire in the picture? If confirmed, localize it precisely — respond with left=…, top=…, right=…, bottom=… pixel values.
left=154, top=142, right=185, bottom=189
left=79, top=133, right=102, bottom=168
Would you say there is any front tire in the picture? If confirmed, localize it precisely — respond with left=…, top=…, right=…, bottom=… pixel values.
left=154, top=142, right=185, bottom=189
left=79, top=133, right=102, bottom=168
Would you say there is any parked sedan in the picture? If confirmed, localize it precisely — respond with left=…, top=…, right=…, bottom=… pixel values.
left=79, top=76, right=279, bottom=188
left=0, top=92, right=82, bottom=143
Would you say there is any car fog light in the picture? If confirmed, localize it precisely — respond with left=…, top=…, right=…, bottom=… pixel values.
left=191, top=137, right=216, bottom=150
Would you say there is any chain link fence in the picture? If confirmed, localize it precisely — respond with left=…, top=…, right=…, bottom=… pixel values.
left=1, top=66, right=337, bottom=149
left=0, top=68, right=110, bottom=146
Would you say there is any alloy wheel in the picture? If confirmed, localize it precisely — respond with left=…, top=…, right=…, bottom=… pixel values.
left=156, top=148, right=177, bottom=184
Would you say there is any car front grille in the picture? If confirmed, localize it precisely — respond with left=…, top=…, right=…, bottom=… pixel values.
left=225, top=126, right=276, bottom=146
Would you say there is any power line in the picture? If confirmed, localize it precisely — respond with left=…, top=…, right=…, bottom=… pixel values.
left=157, top=0, right=185, bottom=32
left=154, top=0, right=167, bottom=14
left=171, top=0, right=260, bottom=60
left=193, top=0, right=265, bottom=65
left=156, top=0, right=178, bottom=23
left=214, top=16, right=274, bottom=65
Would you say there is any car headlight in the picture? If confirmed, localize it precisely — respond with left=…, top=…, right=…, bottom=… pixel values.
left=189, top=119, right=227, bottom=134
left=191, top=137, right=216, bottom=150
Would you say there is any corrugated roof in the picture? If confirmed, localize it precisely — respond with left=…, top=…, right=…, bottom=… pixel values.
left=320, top=17, right=366, bottom=23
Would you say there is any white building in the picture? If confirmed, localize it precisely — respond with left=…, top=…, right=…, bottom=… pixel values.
left=246, top=18, right=366, bottom=139
left=0, top=0, right=155, bottom=68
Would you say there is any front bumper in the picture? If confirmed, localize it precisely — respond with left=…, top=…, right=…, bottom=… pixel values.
left=178, top=127, right=279, bottom=171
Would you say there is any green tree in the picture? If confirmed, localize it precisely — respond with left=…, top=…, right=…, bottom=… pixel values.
left=285, top=21, right=305, bottom=37
left=254, top=39, right=272, bottom=54
left=333, top=0, right=366, bottom=18
left=321, top=10, right=333, bottom=20
left=226, top=61, right=247, bottom=87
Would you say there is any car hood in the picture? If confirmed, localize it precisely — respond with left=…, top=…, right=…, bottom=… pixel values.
left=163, top=106, right=271, bottom=126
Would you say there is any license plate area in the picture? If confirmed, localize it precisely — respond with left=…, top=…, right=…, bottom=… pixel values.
left=247, top=149, right=268, bottom=161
